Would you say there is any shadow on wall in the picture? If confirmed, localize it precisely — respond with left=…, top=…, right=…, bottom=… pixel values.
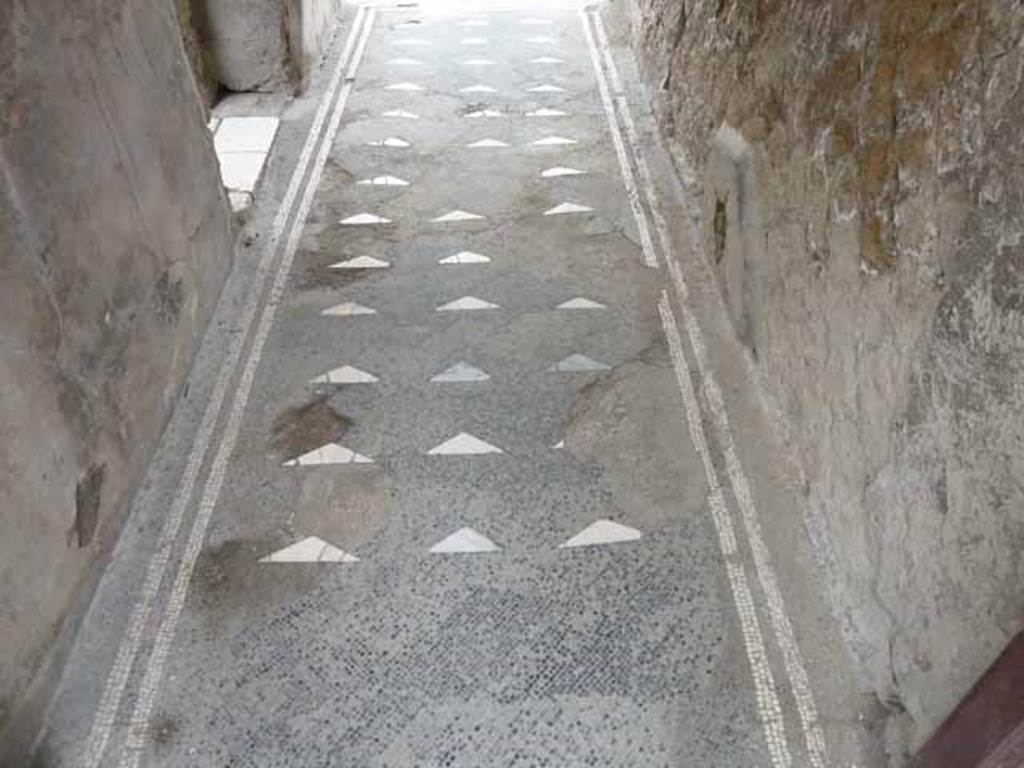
left=625, top=0, right=1024, bottom=759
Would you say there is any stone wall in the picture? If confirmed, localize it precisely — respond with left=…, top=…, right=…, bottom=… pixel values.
left=191, top=0, right=342, bottom=93
left=627, top=0, right=1024, bottom=755
left=0, top=0, right=234, bottom=751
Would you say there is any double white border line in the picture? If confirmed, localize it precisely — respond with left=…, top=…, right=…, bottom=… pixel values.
left=77, top=8, right=377, bottom=768
left=581, top=8, right=828, bottom=767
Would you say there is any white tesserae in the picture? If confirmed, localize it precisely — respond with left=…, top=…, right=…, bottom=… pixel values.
left=427, top=432, right=503, bottom=455
left=541, top=166, right=585, bottom=178
left=329, top=255, right=390, bottom=270
left=356, top=175, right=409, bottom=186
left=432, top=209, right=485, bottom=222
left=367, top=137, right=411, bottom=148
left=321, top=302, right=377, bottom=317
left=557, top=297, right=605, bottom=309
left=341, top=213, right=392, bottom=225
left=310, top=365, right=378, bottom=385
left=559, top=520, right=642, bottom=548
left=549, top=354, right=610, bottom=372
left=431, top=362, right=490, bottom=383
left=283, top=443, right=373, bottom=466
left=436, top=296, right=498, bottom=311
left=439, top=251, right=490, bottom=264
left=259, top=537, right=359, bottom=563
left=430, top=527, right=499, bottom=553
left=532, top=135, right=576, bottom=146
left=543, top=202, right=593, bottom=216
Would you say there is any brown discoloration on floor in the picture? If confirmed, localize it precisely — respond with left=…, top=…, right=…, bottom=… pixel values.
left=270, top=396, right=351, bottom=459
left=322, top=159, right=356, bottom=185
left=564, top=340, right=706, bottom=518
left=292, top=469, right=392, bottom=547
left=149, top=713, right=180, bottom=748
left=294, top=258, right=377, bottom=291
left=191, top=536, right=326, bottom=616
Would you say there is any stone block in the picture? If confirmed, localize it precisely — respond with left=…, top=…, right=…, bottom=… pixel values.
left=193, top=0, right=343, bottom=93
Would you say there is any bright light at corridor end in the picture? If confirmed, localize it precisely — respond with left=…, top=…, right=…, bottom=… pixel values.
left=361, top=0, right=593, bottom=18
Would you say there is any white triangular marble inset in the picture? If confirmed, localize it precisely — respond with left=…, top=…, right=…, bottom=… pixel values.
left=321, top=302, right=377, bottom=317
left=394, top=38, right=430, bottom=46
left=526, top=84, right=565, bottom=93
left=541, top=166, right=585, bottom=178
left=461, top=37, right=488, bottom=45
left=311, top=365, right=378, bottom=385
left=367, top=137, right=411, bottom=147
left=283, top=443, right=373, bottom=466
left=329, top=255, right=390, bottom=270
left=431, top=362, right=490, bottom=383
left=259, top=537, right=358, bottom=563
left=549, top=354, right=611, bottom=372
left=439, top=251, right=490, bottom=264
left=543, top=202, right=593, bottom=216
left=460, top=84, right=497, bottom=93
left=436, top=296, right=498, bottom=311
left=465, top=109, right=503, bottom=118
left=382, top=109, right=420, bottom=118
left=430, top=527, right=499, bottom=554
left=527, top=108, right=568, bottom=117
left=462, top=59, right=496, bottom=66
left=532, top=135, right=576, bottom=146
left=553, top=440, right=565, bottom=449
left=387, top=58, right=423, bottom=66
left=428, top=432, right=503, bottom=455
left=559, top=520, right=642, bottom=548
left=530, top=56, right=564, bottom=64
left=357, top=175, right=410, bottom=186
left=432, top=209, right=485, bottom=222
left=341, top=213, right=392, bottom=225
left=557, top=297, right=605, bottom=309
left=467, top=138, right=508, bottom=147
left=386, top=82, right=424, bottom=91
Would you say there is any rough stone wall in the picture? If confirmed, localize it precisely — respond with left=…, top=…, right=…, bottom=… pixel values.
left=192, top=0, right=342, bottom=93
left=0, top=0, right=233, bottom=749
left=628, top=0, right=1024, bottom=753
left=290, top=0, right=345, bottom=87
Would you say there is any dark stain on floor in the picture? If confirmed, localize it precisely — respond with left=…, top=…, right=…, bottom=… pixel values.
left=294, top=258, right=380, bottom=290
left=150, top=713, right=180, bottom=749
left=270, top=395, right=351, bottom=460
left=191, top=536, right=328, bottom=618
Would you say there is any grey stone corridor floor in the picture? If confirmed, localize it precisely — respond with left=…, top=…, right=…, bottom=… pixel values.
left=33, top=1, right=881, bottom=766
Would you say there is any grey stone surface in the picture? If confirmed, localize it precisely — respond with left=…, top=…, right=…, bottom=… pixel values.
left=193, top=0, right=343, bottom=93
left=27, top=4, right=877, bottom=765
left=133, top=12, right=769, bottom=762
left=0, top=0, right=234, bottom=754
left=623, top=0, right=1024, bottom=752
